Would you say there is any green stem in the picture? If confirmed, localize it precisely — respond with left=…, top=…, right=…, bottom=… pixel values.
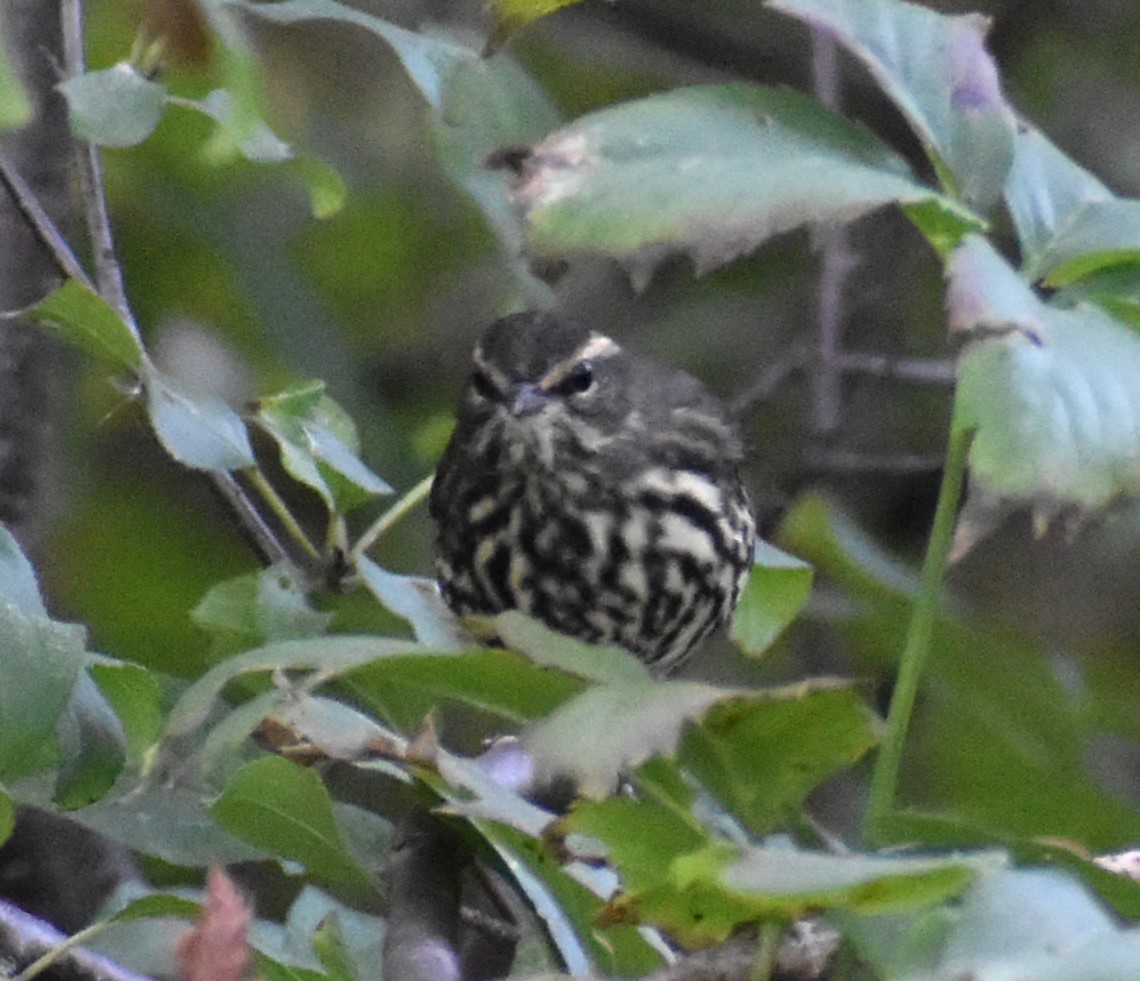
left=863, top=419, right=973, bottom=844
left=751, top=922, right=781, bottom=981
left=352, top=472, right=434, bottom=559
left=244, top=467, right=321, bottom=561
left=12, top=920, right=109, bottom=981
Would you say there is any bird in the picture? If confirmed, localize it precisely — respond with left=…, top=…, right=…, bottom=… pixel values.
left=430, top=311, right=756, bottom=675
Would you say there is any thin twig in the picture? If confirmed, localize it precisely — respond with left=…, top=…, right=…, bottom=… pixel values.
left=804, top=448, right=947, bottom=475
left=244, top=466, right=322, bottom=561
left=0, top=156, right=94, bottom=290
left=212, top=470, right=301, bottom=571
left=836, top=352, right=956, bottom=385
left=60, top=0, right=141, bottom=341
left=730, top=344, right=811, bottom=416
left=808, top=30, right=854, bottom=438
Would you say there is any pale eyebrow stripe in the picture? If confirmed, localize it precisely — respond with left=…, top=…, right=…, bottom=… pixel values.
left=538, top=333, right=622, bottom=388
left=472, top=344, right=512, bottom=390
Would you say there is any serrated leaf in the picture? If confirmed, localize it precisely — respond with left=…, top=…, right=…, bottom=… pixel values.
left=211, top=755, right=379, bottom=905
left=521, top=680, right=731, bottom=798
left=950, top=236, right=1140, bottom=522
left=771, top=0, right=1015, bottom=211
left=55, top=670, right=127, bottom=809
left=516, top=83, right=952, bottom=288
left=145, top=365, right=255, bottom=470
left=58, top=62, right=167, bottom=147
left=21, top=279, right=143, bottom=369
left=730, top=541, right=813, bottom=655
left=227, top=0, right=476, bottom=109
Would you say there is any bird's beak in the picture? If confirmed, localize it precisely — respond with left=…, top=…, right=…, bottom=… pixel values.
left=510, top=383, right=549, bottom=417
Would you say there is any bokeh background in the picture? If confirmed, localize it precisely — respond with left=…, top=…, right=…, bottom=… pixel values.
left=34, top=0, right=1140, bottom=833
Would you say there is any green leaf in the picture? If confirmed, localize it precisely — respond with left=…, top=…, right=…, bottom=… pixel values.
left=1005, top=123, right=1114, bottom=277
left=54, top=670, right=127, bottom=809
left=108, top=892, right=203, bottom=923
left=429, top=48, right=561, bottom=303
left=680, top=685, right=881, bottom=835
left=144, top=364, right=255, bottom=470
left=730, top=541, right=813, bottom=655
left=338, top=647, right=584, bottom=731
left=770, top=0, right=1016, bottom=211
left=0, top=604, right=87, bottom=780
left=194, top=87, right=291, bottom=162
left=0, top=524, right=46, bottom=615
left=255, top=382, right=391, bottom=512
left=487, top=0, right=585, bottom=49
left=841, top=868, right=1140, bottom=979
left=311, top=913, right=355, bottom=980
left=284, top=887, right=383, bottom=980
left=950, top=236, right=1140, bottom=518
left=291, top=156, right=347, bottom=219
left=0, top=787, right=14, bottom=846
left=192, top=565, right=334, bottom=660
left=490, top=611, right=650, bottom=684
left=355, top=559, right=467, bottom=650
left=521, top=679, right=732, bottom=798
left=58, top=63, right=168, bottom=147
left=164, top=636, right=420, bottom=742
left=211, top=755, right=379, bottom=905
left=89, top=661, right=164, bottom=763
left=517, top=83, right=953, bottom=288
left=227, top=0, right=476, bottom=109
left=1028, top=201, right=1140, bottom=288
left=21, top=279, right=143, bottom=370
left=0, top=11, right=30, bottom=131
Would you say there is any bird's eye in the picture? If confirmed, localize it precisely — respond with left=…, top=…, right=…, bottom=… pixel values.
left=471, top=370, right=498, bottom=401
left=551, top=361, right=595, bottom=397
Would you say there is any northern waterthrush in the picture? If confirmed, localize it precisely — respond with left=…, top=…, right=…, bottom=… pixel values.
left=431, top=311, right=756, bottom=674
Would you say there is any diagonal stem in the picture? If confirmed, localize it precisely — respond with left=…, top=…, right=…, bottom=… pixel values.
left=863, top=417, right=973, bottom=844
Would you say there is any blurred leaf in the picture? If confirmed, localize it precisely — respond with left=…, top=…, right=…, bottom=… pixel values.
left=55, top=670, right=127, bottom=809
left=842, top=868, right=1140, bottom=980
left=89, top=660, right=164, bottom=763
left=229, top=0, right=477, bottom=109
left=901, top=197, right=988, bottom=258
left=211, top=755, right=379, bottom=905
left=475, top=819, right=664, bottom=975
left=0, top=524, right=46, bottom=616
left=1057, top=266, right=1140, bottom=331
left=192, top=565, right=334, bottom=660
left=58, top=62, right=168, bottom=147
left=1029, top=201, right=1140, bottom=288
left=144, top=365, right=255, bottom=470
left=950, top=236, right=1140, bottom=525
left=356, top=559, right=467, bottom=650
left=522, top=680, right=730, bottom=798
left=0, top=788, right=13, bottom=847
left=488, top=0, right=586, bottom=50
left=256, top=382, right=391, bottom=512
left=291, top=157, right=347, bottom=219
left=491, top=611, right=650, bottom=684
left=517, top=84, right=951, bottom=289
left=430, top=48, right=561, bottom=304
left=109, top=892, right=203, bottom=922
left=771, top=0, right=1016, bottom=211
left=164, top=636, right=419, bottom=741
left=0, top=12, right=30, bottom=131
left=780, top=494, right=1140, bottom=847
left=21, top=279, right=143, bottom=370
left=680, top=685, right=880, bottom=835
left=1005, top=123, right=1115, bottom=279
left=338, top=647, right=584, bottom=731
left=310, top=913, right=353, bottom=980
left=283, top=887, right=383, bottom=980
left=195, top=87, right=290, bottom=162
left=0, top=604, right=86, bottom=780
left=731, top=541, right=813, bottom=655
